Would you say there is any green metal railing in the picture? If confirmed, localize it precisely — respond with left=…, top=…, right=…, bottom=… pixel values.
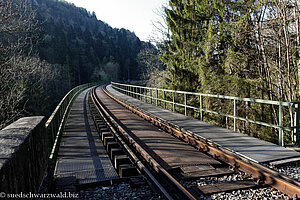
left=111, top=82, right=300, bottom=147
left=45, top=83, right=97, bottom=161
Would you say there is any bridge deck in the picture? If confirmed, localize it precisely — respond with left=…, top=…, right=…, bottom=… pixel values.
left=54, top=89, right=118, bottom=185
left=106, top=85, right=300, bottom=164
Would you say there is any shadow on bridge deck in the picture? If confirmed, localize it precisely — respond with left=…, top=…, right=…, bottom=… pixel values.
left=54, top=89, right=118, bottom=187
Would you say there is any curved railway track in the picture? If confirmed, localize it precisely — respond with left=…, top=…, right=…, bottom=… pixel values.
left=89, top=85, right=300, bottom=199
left=90, top=85, right=194, bottom=200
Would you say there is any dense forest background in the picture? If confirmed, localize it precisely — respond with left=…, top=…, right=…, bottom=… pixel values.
left=0, top=0, right=156, bottom=129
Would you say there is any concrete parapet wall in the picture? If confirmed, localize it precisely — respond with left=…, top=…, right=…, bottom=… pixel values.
left=0, top=116, right=48, bottom=193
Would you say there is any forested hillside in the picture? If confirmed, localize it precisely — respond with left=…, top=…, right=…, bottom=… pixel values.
left=35, top=0, right=149, bottom=84
left=157, top=0, right=299, bottom=144
left=0, top=0, right=154, bottom=129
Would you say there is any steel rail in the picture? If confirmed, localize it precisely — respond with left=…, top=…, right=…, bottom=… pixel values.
left=105, top=85, right=300, bottom=199
left=95, top=86, right=197, bottom=200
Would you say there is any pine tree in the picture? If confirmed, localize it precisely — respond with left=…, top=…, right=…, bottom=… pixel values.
left=160, top=0, right=256, bottom=94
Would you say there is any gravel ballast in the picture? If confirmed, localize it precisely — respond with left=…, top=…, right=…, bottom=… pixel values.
left=79, top=181, right=163, bottom=200
left=268, top=163, right=300, bottom=182
left=181, top=172, right=292, bottom=200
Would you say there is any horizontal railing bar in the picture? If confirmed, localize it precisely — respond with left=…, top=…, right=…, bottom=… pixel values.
left=171, top=101, right=291, bottom=131
left=46, top=83, right=92, bottom=127
left=112, top=82, right=296, bottom=107
left=112, top=82, right=294, bottom=133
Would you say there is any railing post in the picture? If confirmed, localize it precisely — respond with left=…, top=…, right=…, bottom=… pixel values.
left=150, top=89, right=152, bottom=104
left=172, top=92, right=175, bottom=112
left=58, top=107, right=62, bottom=122
left=51, top=122, right=55, bottom=144
left=234, top=99, right=236, bottom=132
left=138, top=87, right=141, bottom=100
left=163, top=90, right=166, bottom=109
left=147, top=89, right=149, bottom=103
left=139, top=87, right=141, bottom=100
left=132, top=86, right=134, bottom=98
left=199, top=95, right=203, bottom=121
left=55, top=115, right=59, bottom=136
left=294, top=103, right=300, bottom=146
left=279, top=103, right=283, bottom=146
left=184, top=93, right=187, bottom=116
left=156, top=88, right=158, bottom=106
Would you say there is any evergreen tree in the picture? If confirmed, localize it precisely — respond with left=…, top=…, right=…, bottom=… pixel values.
left=160, top=0, right=256, bottom=93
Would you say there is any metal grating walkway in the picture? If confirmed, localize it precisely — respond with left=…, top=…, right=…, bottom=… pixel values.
left=106, top=85, right=300, bottom=164
left=54, top=89, right=118, bottom=185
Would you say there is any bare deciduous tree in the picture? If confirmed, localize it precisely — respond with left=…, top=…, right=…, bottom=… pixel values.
left=0, top=0, right=62, bottom=129
left=137, top=47, right=167, bottom=87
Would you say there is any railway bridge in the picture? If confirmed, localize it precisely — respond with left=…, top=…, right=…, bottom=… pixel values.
left=1, top=83, right=300, bottom=199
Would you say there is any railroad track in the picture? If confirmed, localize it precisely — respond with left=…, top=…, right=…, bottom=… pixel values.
left=90, top=86, right=192, bottom=200
left=89, top=85, right=300, bottom=200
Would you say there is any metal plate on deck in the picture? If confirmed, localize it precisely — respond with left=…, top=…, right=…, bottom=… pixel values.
left=56, top=168, right=119, bottom=185
left=178, top=168, right=233, bottom=179
left=55, top=157, right=114, bottom=174
left=181, top=165, right=215, bottom=173
left=162, top=156, right=220, bottom=168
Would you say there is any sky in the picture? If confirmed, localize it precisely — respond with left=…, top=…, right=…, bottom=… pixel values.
left=65, top=0, right=168, bottom=41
